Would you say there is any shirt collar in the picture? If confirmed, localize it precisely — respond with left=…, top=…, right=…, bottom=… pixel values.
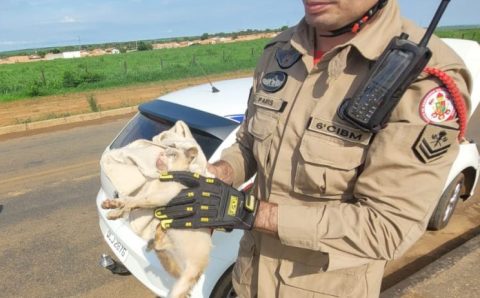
left=348, top=0, right=403, bottom=60
left=290, top=18, right=315, bottom=56
left=289, top=0, right=403, bottom=61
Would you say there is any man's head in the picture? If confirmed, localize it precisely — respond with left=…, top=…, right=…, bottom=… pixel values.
left=302, top=0, right=381, bottom=34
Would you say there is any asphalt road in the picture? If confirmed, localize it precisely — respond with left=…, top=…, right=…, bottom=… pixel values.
left=0, top=117, right=152, bottom=298
left=0, top=112, right=478, bottom=298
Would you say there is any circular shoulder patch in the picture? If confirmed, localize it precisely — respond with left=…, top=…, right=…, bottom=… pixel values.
left=261, top=71, right=287, bottom=93
left=419, top=87, right=457, bottom=123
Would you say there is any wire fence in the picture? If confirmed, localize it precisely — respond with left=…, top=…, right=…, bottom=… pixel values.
left=0, top=39, right=268, bottom=102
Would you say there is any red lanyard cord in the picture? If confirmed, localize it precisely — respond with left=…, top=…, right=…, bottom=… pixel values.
left=423, top=67, right=468, bottom=140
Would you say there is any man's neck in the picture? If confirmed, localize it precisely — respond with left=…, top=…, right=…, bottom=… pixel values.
left=315, top=30, right=355, bottom=53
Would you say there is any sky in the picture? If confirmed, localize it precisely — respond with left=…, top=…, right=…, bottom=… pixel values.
left=0, top=0, right=479, bottom=52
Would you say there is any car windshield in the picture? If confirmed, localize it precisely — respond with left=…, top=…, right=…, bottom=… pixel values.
left=110, top=113, right=223, bottom=159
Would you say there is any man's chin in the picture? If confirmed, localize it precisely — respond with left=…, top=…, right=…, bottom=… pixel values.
left=305, top=16, right=339, bottom=32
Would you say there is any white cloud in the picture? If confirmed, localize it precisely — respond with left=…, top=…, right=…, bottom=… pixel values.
left=60, top=16, right=77, bottom=23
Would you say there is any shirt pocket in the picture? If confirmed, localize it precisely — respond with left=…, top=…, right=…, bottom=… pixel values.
left=294, top=131, right=367, bottom=199
left=247, top=108, right=279, bottom=170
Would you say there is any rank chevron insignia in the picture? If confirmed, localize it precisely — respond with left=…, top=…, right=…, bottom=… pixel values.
left=413, top=125, right=457, bottom=163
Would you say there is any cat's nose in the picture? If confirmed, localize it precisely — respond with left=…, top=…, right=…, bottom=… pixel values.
left=156, top=158, right=167, bottom=170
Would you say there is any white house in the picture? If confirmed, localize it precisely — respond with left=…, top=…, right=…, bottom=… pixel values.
left=63, top=51, right=81, bottom=59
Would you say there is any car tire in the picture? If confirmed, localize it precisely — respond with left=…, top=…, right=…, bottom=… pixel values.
left=428, top=173, right=464, bottom=231
left=210, top=265, right=237, bottom=298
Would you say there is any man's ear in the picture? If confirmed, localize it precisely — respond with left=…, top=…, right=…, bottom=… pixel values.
left=185, top=147, right=198, bottom=162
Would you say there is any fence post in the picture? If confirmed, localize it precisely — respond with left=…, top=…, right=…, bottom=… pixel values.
left=123, top=61, right=128, bottom=74
left=40, top=69, right=46, bottom=85
left=251, top=48, right=254, bottom=58
left=223, top=50, right=226, bottom=63
left=192, top=54, right=196, bottom=65
left=160, top=58, right=164, bottom=70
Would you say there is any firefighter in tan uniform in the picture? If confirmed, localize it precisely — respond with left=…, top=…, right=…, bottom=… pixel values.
left=157, top=0, right=472, bottom=297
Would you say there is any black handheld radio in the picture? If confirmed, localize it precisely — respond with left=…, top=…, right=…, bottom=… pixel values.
left=338, top=0, right=451, bottom=132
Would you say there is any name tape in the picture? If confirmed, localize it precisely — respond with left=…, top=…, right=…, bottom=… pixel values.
left=308, top=117, right=371, bottom=145
left=253, top=93, right=285, bottom=111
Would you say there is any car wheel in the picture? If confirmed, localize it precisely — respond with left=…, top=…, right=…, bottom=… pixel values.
left=428, top=173, right=464, bottom=231
left=210, top=265, right=237, bottom=298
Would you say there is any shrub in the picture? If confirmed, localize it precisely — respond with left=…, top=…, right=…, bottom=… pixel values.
left=137, top=41, right=153, bottom=51
left=80, top=72, right=103, bottom=84
left=87, top=94, right=100, bottom=112
left=27, top=81, right=43, bottom=97
left=63, top=71, right=80, bottom=88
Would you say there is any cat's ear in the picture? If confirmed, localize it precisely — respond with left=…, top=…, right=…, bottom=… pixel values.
left=185, top=147, right=198, bottom=162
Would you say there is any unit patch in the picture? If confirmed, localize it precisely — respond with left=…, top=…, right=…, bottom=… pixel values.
left=420, top=87, right=457, bottom=123
left=253, top=93, right=286, bottom=111
left=308, top=117, right=372, bottom=145
left=413, top=124, right=457, bottom=163
left=275, top=48, right=302, bottom=69
left=261, top=71, right=287, bottom=93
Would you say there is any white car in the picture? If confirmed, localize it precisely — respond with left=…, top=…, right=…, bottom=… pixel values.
left=96, top=38, right=480, bottom=297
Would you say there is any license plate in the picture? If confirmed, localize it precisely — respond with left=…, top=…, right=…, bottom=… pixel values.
left=105, top=229, right=128, bottom=262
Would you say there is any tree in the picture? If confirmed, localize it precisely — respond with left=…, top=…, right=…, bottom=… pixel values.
left=137, top=41, right=153, bottom=51
left=280, top=25, right=289, bottom=31
left=200, top=33, right=209, bottom=40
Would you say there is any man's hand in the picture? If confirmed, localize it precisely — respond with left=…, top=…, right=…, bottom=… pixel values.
left=155, top=172, right=258, bottom=230
left=207, top=160, right=235, bottom=184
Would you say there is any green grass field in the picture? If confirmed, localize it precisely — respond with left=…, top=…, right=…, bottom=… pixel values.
left=1, top=28, right=478, bottom=103
left=435, top=27, right=480, bottom=42
left=0, top=39, right=268, bottom=102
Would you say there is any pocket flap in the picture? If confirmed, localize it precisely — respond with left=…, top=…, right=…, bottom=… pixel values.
left=248, top=109, right=278, bottom=141
left=279, top=259, right=357, bottom=296
left=299, top=132, right=366, bottom=170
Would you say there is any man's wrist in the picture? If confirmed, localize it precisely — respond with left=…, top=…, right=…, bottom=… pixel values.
left=253, top=201, right=278, bottom=235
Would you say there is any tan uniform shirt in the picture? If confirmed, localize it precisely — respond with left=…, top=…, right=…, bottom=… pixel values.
left=221, top=1, right=471, bottom=297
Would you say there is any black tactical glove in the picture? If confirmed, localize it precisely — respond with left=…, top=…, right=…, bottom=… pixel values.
left=154, top=171, right=258, bottom=231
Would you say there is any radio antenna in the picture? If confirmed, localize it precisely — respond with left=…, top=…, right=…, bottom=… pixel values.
left=419, top=0, right=451, bottom=48
left=195, top=61, right=220, bottom=93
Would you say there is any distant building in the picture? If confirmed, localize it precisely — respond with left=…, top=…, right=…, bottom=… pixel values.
left=63, top=51, right=81, bottom=59
left=153, top=42, right=179, bottom=49
left=90, top=48, right=106, bottom=56
left=45, top=53, right=64, bottom=60
left=105, top=48, right=120, bottom=54
left=45, top=51, right=81, bottom=60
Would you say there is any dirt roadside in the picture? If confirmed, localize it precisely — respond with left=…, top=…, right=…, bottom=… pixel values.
left=0, top=70, right=252, bottom=127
